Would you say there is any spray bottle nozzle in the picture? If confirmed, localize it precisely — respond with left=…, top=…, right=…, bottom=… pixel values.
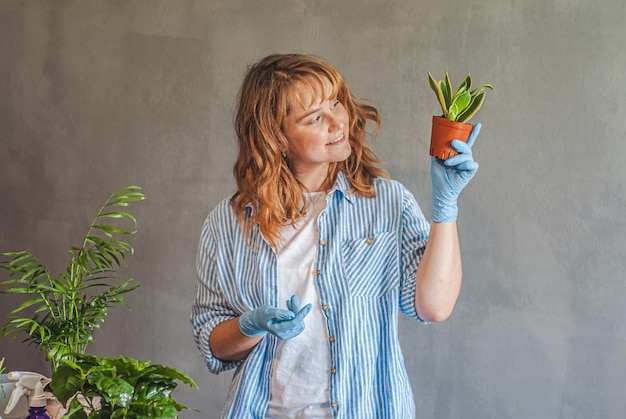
left=3, top=371, right=51, bottom=415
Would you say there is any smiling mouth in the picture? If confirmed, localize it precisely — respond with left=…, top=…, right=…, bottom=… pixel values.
left=327, top=134, right=345, bottom=145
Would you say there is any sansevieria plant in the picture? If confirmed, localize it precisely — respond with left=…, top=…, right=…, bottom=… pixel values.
left=427, top=71, right=493, bottom=160
left=428, top=71, right=493, bottom=123
left=0, top=186, right=146, bottom=372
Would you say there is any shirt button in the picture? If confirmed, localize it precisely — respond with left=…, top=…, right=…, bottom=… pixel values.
left=365, top=237, right=374, bottom=244
left=319, top=239, right=326, bottom=246
left=331, top=402, right=339, bottom=409
left=329, top=336, right=335, bottom=343
left=316, top=269, right=322, bottom=276
left=330, top=368, right=336, bottom=374
left=322, top=304, right=329, bottom=311
left=321, top=210, right=327, bottom=216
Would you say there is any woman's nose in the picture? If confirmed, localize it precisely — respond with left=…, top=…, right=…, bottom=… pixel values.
left=327, top=113, right=342, bottom=131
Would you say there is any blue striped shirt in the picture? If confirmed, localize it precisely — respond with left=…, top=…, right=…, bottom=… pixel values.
left=191, top=172, right=431, bottom=418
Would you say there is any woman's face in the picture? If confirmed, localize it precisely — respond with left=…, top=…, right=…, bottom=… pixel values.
left=281, top=76, right=350, bottom=191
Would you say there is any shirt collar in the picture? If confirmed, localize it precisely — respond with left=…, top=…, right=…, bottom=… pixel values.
left=330, top=171, right=355, bottom=203
left=243, top=171, right=355, bottom=214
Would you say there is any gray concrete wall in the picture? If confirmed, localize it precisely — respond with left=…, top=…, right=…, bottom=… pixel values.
left=1, top=1, right=625, bottom=418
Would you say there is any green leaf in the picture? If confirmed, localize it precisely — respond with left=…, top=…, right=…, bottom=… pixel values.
left=28, top=321, right=42, bottom=336
left=457, top=91, right=486, bottom=123
left=9, top=297, right=45, bottom=315
left=443, top=71, right=453, bottom=108
left=97, top=212, right=138, bottom=224
left=128, top=399, right=178, bottom=418
left=0, top=285, right=33, bottom=293
left=448, top=90, right=471, bottom=121
left=140, top=365, right=198, bottom=389
left=49, top=278, right=69, bottom=292
left=91, top=376, right=134, bottom=407
left=457, top=73, right=472, bottom=95
left=106, top=194, right=146, bottom=207
left=428, top=71, right=448, bottom=117
left=92, top=225, right=132, bottom=236
left=17, top=266, right=48, bottom=282
left=452, top=84, right=467, bottom=99
left=111, top=186, right=145, bottom=198
left=1, top=250, right=29, bottom=257
left=440, top=81, right=451, bottom=111
left=51, top=365, right=85, bottom=404
left=4, top=251, right=34, bottom=266
left=1, top=254, right=45, bottom=276
left=470, top=84, right=494, bottom=95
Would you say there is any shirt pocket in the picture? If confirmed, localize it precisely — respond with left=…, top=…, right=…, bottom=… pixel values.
left=341, top=231, right=399, bottom=298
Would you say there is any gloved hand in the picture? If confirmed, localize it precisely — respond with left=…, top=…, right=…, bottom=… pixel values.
left=238, top=295, right=312, bottom=340
left=430, top=123, right=481, bottom=223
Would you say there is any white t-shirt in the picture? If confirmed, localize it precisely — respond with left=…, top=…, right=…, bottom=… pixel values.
left=266, top=192, right=333, bottom=419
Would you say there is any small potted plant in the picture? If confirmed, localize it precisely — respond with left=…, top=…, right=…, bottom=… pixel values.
left=428, top=70, right=493, bottom=160
left=50, top=354, right=199, bottom=418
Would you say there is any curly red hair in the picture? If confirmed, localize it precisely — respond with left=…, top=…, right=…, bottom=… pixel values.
left=232, top=53, right=388, bottom=248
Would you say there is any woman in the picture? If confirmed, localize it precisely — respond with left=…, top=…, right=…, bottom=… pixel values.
left=191, top=53, right=480, bottom=418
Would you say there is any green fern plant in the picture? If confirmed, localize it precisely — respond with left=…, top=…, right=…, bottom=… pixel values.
left=0, top=186, right=146, bottom=372
left=428, top=71, right=493, bottom=123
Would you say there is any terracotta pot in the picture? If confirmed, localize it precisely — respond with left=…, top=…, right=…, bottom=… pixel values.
left=429, top=116, right=473, bottom=160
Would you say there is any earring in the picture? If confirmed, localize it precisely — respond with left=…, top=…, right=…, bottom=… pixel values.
left=281, top=151, right=287, bottom=159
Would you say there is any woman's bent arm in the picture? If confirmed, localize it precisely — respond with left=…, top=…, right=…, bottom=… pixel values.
left=414, top=221, right=462, bottom=322
left=209, top=317, right=264, bottom=361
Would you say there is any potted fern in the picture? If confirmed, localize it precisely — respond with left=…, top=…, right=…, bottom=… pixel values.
left=428, top=70, right=493, bottom=160
left=0, top=186, right=146, bottom=372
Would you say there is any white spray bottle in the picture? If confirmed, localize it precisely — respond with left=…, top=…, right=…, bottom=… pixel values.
left=3, top=372, right=51, bottom=419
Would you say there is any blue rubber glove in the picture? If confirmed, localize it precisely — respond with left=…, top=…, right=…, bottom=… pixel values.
left=430, top=123, right=481, bottom=223
left=238, top=295, right=312, bottom=340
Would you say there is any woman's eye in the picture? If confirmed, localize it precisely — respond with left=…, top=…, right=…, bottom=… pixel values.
left=309, top=115, right=321, bottom=124
left=331, top=100, right=340, bottom=109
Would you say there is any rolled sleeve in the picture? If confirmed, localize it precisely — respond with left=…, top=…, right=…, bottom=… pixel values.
left=398, top=187, right=430, bottom=323
left=191, top=214, right=242, bottom=374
